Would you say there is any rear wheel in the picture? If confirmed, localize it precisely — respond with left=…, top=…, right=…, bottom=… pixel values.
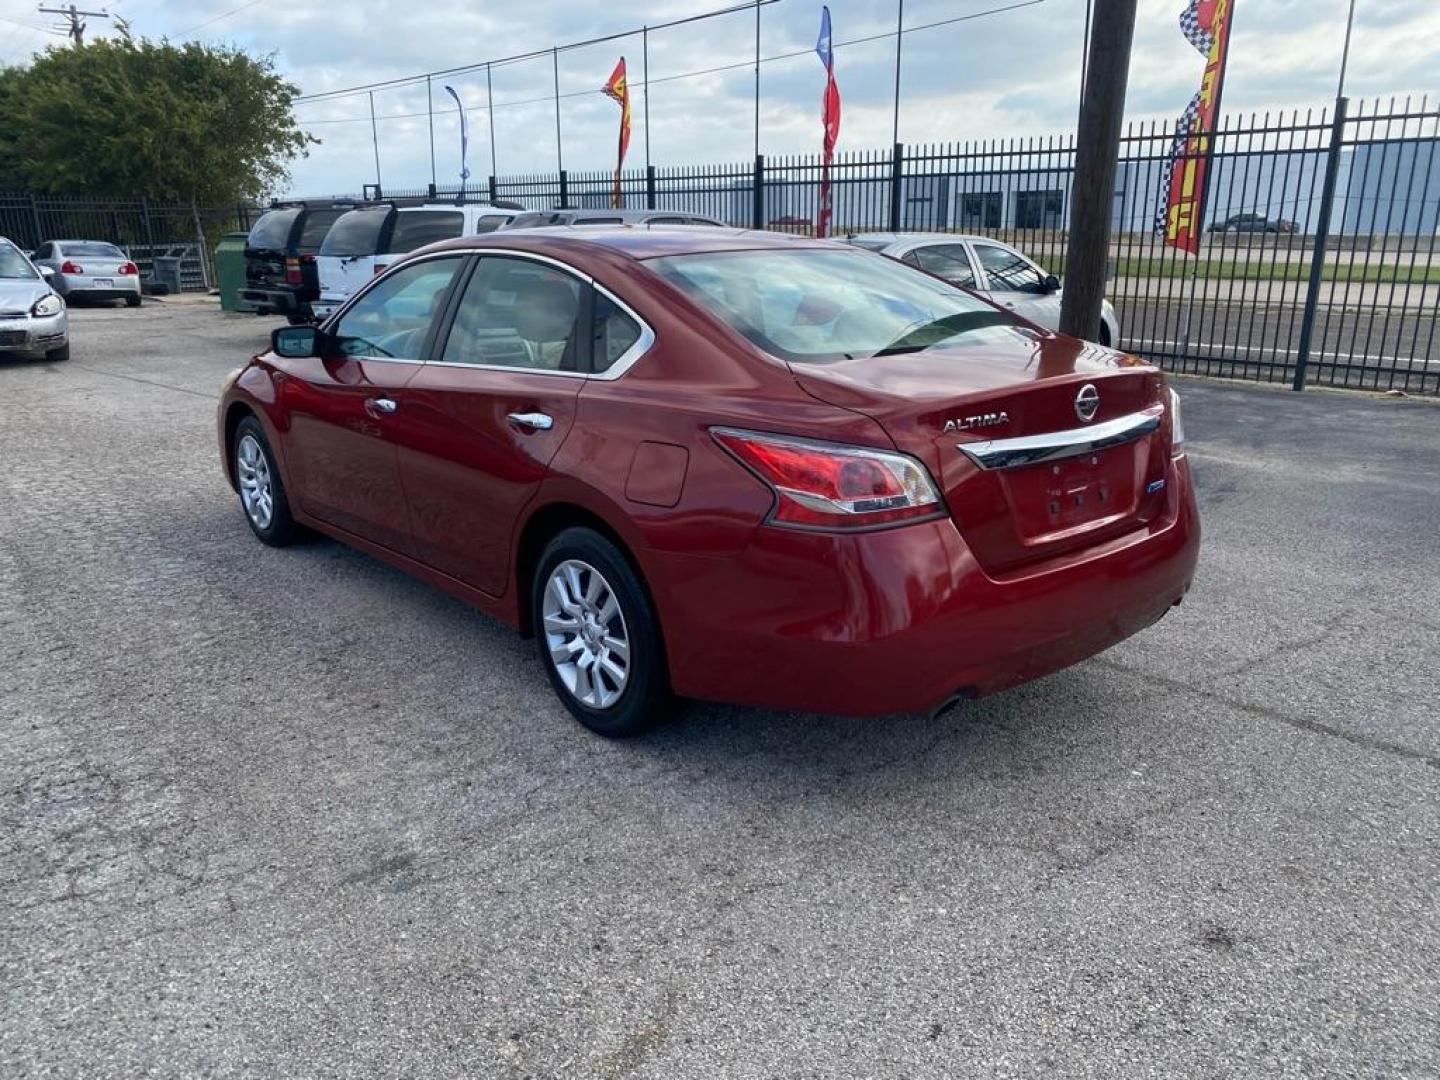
left=125, top=295, right=142, bottom=308
left=532, top=528, right=672, bottom=737
left=232, top=416, right=300, bottom=547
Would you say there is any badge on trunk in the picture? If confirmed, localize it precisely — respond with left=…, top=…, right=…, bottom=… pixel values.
left=1074, top=384, right=1100, bottom=422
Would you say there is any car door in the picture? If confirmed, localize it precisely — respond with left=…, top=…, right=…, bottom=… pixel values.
left=970, top=240, right=1062, bottom=331
left=391, top=254, right=592, bottom=596
left=900, top=243, right=979, bottom=291
left=275, top=255, right=466, bottom=553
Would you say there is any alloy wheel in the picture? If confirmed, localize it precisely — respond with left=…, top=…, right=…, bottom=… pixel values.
left=236, top=433, right=274, bottom=530
left=542, top=559, right=631, bottom=709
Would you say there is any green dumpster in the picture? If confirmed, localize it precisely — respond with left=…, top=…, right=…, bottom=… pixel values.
left=214, top=232, right=251, bottom=312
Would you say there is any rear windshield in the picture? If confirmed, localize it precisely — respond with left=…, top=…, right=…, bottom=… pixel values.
left=59, top=241, right=126, bottom=258
left=570, top=216, right=624, bottom=226
left=296, top=208, right=349, bottom=252
left=846, top=235, right=891, bottom=252
left=387, top=210, right=464, bottom=253
left=319, top=208, right=391, bottom=257
left=247, top=210, right=299, bottom=251
left=650, top=248, right=1012, bottom=364
left=474, top=214, right=511, bottom=234
left=507, top=213, right=556, bottom=229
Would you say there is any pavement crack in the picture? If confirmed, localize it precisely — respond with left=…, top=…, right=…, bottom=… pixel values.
left=1094, top=657, right=1440, bottom=770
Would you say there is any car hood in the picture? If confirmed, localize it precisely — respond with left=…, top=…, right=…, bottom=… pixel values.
left=0, top=277, right=53, bottom=315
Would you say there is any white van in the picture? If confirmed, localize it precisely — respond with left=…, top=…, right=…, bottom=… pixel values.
left=311, top=203, right=522, bottom=320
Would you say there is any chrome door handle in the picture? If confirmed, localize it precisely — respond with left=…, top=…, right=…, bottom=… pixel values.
left=366, top=397, right=398, bottom=415
left=507, top=411, right=554, bottom=431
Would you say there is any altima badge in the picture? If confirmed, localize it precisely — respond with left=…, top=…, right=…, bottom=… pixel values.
left=943, top=412, right=1009, bottom=433
left=1074, top=384, right=1100, bottom=422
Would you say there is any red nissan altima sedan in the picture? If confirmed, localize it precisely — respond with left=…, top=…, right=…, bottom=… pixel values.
left=218, top=227, right=1198, bottom=736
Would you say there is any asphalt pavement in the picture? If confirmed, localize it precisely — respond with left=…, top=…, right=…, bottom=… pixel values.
left=2, top=300, right=1437, bottom=1078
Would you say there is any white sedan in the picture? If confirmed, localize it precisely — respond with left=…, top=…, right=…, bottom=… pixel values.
left=844, top=232, right=1121, bottom=348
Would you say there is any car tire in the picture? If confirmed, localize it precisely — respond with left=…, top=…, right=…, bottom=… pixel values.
left=532, top=527, right=673, bottom=737
left=286, top=311, right=310, bottom=326
left=232, top=416, right=301, bottom=547
left=125, top=295, right=142, bottom=308
left=44, top=344, right=70, bottom=362
left=1098, top=323, right=1112, bottom=348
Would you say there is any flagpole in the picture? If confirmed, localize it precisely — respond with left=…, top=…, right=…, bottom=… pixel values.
left=427, top=75, right=436, bottom=188
left=753, top=0, right=761, bottom=158
left=1336, top=0, right=1355, bottom=99
left=368, top=90, right=382, bottom=194
left=486, top=63, right=498, bottom=181
left=891, top=0, right=903, bottom=148
left=552, top=46, right=563, bottom=176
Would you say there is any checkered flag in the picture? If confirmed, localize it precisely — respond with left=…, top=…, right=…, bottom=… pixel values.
left=1155, top=0, right=1220, bottom=236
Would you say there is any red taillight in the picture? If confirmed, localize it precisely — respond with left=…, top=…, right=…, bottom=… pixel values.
left=712, top=428, right=944, bottom=529
left=60, top=260, right=82, bottom=274
left=118, top=261, right=138, bottom=276
left=285, top=257, right=302, bottom=285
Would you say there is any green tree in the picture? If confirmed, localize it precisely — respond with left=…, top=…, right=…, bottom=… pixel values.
left=0, top=31, right=314, bottom=202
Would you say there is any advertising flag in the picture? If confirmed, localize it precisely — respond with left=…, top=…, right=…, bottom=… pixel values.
left=442, top=85, right=471, bottom=186
left=603, top=58, right=632, bottom=209
left=815, top=6, right=841, bottom=238
left=1155, top=0, right=1235, bottom=253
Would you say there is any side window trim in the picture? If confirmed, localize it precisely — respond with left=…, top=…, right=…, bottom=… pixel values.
left=421, top=253, right=480, bottom=363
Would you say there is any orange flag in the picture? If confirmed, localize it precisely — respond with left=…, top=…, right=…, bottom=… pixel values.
left=603, top=58, right=632, bottom=209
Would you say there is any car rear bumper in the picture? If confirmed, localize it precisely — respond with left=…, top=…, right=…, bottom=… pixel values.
left=53, top=274, right=141, bottom=299
left=0, top=310, right=68, bottom=354
left=650, top=455, right=1200, bottom=716
left=239, top=287, right=304, bottom=314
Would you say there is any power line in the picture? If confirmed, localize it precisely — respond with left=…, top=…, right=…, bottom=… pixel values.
left=296, top=0, right=1046, bottom=128
left=177, top=0, right=266, bottom=37
left=294, top=0, right=782, bottom=105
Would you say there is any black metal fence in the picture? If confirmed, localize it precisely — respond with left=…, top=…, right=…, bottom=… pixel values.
left=0, top=195, right=265, bottom=293
left=5, top=96, right=1435, bottom=394
left=374, top=96, right=1437, bottom=395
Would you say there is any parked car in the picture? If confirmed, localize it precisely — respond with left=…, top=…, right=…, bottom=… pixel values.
left=240, top=202, right=354, bottom=325
left=219, top=228, right=1197, bottom=735
left=504, top=208, right=726, bottom=229
left=312, top=203, right=525, bottom=320
left=30, top=240, right=141, bottom=306
left=1211, top=213, right=1297, bottom=233
left=845, top=232, right=1122, bottom=347
left=0, top=237, right=69, bottom=362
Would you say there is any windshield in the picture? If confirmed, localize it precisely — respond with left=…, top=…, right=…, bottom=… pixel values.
left=650, top=248, right=1016, bottom=363
left=319, top=208, right=391, bottom=257
left=0, top=246, right=38, bottom=280
left=247, top=209, right=299, bottom=251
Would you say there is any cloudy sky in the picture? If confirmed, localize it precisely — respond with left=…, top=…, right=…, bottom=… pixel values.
left=1, top=0, right=1433, bottom=196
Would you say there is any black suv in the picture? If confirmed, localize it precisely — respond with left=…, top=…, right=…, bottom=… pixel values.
left=240, top=203, right=353, bottom=324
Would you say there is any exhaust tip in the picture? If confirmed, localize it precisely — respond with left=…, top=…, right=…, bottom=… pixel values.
left=930, top=686, right=978, bottom=720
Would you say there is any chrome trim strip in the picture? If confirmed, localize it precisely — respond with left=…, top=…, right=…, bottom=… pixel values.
left=957, top=405, right=1164, bottom=470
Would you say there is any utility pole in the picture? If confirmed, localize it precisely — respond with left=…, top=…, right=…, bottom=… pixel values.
left=1059, top=0, right=1137, bottom=341
left=38, top=3, right=110, bottom=45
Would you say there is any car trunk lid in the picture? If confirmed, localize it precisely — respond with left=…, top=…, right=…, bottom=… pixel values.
left=791, top=330, right=1175, bottom=574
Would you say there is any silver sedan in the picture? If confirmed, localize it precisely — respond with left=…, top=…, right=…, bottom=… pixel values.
left=31, top=240, right=142, bottom=307
left=844, top=232, right=1121, bottom=347
left=0, top=239, right=69, bottom=362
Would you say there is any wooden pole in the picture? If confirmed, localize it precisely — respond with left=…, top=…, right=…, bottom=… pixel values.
left=1059, top=0, right=1137, bottom=340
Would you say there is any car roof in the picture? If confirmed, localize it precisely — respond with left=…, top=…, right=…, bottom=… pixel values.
left=416, top=225, right=835, bottom=261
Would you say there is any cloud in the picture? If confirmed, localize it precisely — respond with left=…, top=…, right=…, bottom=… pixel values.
left=1, top=0, right=1428, bottom=196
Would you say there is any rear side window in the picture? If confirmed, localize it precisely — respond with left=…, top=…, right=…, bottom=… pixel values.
left=296, top=209, right=348, bottom=253
left=591, top=294, right=642, bottom=372
left=388, top=211, right=464, bottom=253
left=320, top=208, right=392, bottom=257
left=247, top=210, right=299, bottom=251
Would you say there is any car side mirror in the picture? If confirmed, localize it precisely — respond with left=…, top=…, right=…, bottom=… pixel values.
left=1042, top=274, right=1061, bottom=294
left=38, top=265, right=55, bottom=278
left=271, top=325, right=318, bottom=358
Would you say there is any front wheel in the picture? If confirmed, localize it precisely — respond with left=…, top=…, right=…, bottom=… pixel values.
left=45, top=343, right=70, bottom=362
left=532, top=528, right=673, bottom=737
left=232, top=416, right=301, bottom=546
